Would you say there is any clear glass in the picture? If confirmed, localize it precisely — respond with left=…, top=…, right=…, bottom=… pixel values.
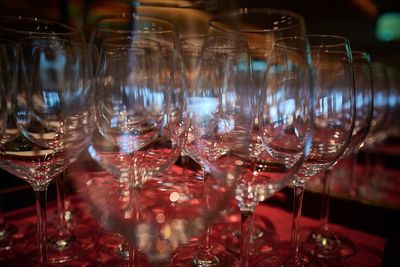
left=0, top=41, right=18, bottom=258
left=0, top=38, right=91, bottom=266
left=88, top=15, right=187, bottom=265
left=171, top=36, right=254, bottom=267
left=70, top=36, right=196, bottom=265
left=259, top=35, right=355, bottom=267
left=302, top=51, right=373, bottom=259
left=0, top=16, right=94, bottom=264
left=359, top=63, right=390, bottom=198
left=208, top=8, right=307, bottom=266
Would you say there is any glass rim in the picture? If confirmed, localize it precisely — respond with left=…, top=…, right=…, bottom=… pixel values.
left=96, top=14, right=177, bottom=35
left=202, top=36, right=249, bottom=51
left=180, top=34, right=207, bottom=49
left=102, top=36, right=161, bottom=47
left=306, top=34, right=350, bottom=48
left=0, top=16, right=79, bottom=36
left=209, top=7, right=305, bottom=34
left=272, top=36, right=309, bottom=50
left=18, top=35, right=87, bottom=51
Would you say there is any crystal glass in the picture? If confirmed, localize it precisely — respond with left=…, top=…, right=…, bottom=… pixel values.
left=302, top=51, right=374, bottom=259
left=359, top=63, right=389, bottom=196
left=207, top=8, right=307, bottom=261
left=0, top=37, right=91, bottom=266
left=365, top=63, right=389, bottom=146
left=89, top=14, right=187, bottom=265
left=259, top=35, right=355, bottom=267
left=171, top=35, right=254, bottom=267
left=0, top=40, right=18, bottom=258
left=70, top=36, right=191, bottom=266
left=244, top=36, right=313, bottom=267
left=0, top=16, right=96, bottom=264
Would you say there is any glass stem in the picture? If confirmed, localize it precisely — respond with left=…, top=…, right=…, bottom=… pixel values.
left=128, top=245, right=136, bottom=267
left=290, top=182, right=305, bottom=262
left=319, top=167, right=333, bottom=231
left=180, top=155, right=189, bottom=176
left=34, top=187, right=49, bottom=267
left=348, top=152, right=358, bottom=197
left=240, top=210, right=254, bottom=267
left=56, top=173, right=68, bottom=239
left=194, top=170, right=218, bottom=265
left=127, top=185, right=141, bottom=266
left=200, top=172, right=212, bottom=252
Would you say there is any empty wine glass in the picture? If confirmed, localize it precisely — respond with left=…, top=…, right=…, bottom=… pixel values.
left=171, top=35, right=254, bottom=267
left=230, top=36, right=313, bottom=267
left=89, top=14, right=187, bottom=265
left=86, top=36, right=186, bottom=266
left=0, top=40, right=18, bottom=259
left=0, top=37, right=92, bottom=266
left=359, top=63, right=389, bottom=197
left=302, top=50, right=374, bottom=259
left=0, top=16, right=97, bottom=264
left=208, top=8, right=307, bottom=260
left=259, top=35, right=355, bottom=267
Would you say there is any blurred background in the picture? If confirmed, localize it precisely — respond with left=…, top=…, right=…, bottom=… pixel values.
left=0, top=0, right=399, bottom=66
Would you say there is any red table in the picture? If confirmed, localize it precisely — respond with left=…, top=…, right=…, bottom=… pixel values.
left=0, top=195, right=385, bottom=266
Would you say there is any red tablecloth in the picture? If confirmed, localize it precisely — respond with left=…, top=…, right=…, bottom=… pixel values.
left=255, top=204, right=385, bottom=267
left=0, top=197, right=385, bottom=267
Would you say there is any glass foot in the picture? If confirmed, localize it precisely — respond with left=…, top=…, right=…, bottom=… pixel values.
left=256, top=241, right=322, bottom=267
left=171, top=244, right=239, bottom=267
left=96, top=233, right=149, bottom=266
left=47, top=224, right=97, bottom=264
left=0, top=223, right=17, bottom=252
left=214, top=214, right=280, bottom=256
left=302, top=227, right=357, bottom=259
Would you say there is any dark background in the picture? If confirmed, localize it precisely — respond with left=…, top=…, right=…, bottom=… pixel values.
left=0, top=0, right=399, bottom=66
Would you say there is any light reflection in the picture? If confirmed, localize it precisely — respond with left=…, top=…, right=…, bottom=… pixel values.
left=188, top=96, right=218, bottom=117
left=169, top=191, right=180, bottom=202
left=161, top=224, right=171, bottom=239
left=156, top=212, right=166, bottom=224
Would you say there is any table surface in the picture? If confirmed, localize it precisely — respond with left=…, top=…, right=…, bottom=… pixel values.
left=0, top=194, right=386, bottom=267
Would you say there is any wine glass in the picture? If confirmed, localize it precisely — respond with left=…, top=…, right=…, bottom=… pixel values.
left=207, top=7, right=307, bottom=259
left=259, top=35, right=355, bottom=267
left=302, top=51, right=374, bottom=259
left=90, top=14, right=187, bottom=264
left=89, top=36, right=185, bottom=266
left=358, top=63, right=389, bottom=197
left=385, top=67, right=400, bottom=138
left=0, top=16, right=97, bottom=264
left=0, top=40, right=18, bottom=259
left=0, top=37, right=92, bottom=266
left=231, top=36, right=313, bottom=267
left=171, top=35, right=255, bottom=267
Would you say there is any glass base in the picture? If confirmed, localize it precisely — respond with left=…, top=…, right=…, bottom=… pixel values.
left=214, top=214, right=280, bottom=256
left=256, top=241, right=322, bottom=267
left=2, top=222, right=35, bottom=263
left=302, top=227, right=357, bottom=259
left=47, top=225, right=97, bottom=264
left=0, top=224, right=17, bottom=252
left=96, top=233, right=149, bottom=267
left=171, top=244, right=239, bottom=267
